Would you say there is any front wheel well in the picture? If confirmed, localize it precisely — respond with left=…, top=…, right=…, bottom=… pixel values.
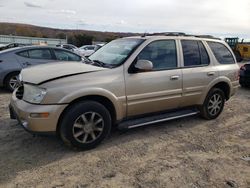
left=56, top=95, right=117, bottom=133
left=212, top=82, right=230, bottom=100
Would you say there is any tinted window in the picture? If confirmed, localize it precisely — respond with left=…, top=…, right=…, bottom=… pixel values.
left=137, top=40, right=177, bottom=70
left=17, top=50, right=29, bottom=58
left=28, top=49, right=52, bottom=60
left=207, top=42, right=235, bottom=64
left=181, top=40, right=209, bottom=66
left=54, top=49, right=81, bottom=61
left=87, top=46, right=95, bottom=50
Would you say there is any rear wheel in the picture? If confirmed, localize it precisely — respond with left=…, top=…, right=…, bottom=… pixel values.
left=59, top=101, right=111, bottom=150
left=4, top=72, right=20, bottom=92
left=200, top=88, right=225, bottom=120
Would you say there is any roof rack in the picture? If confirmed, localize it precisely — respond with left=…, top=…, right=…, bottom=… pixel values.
left=143, top=32, right=221, bottom=40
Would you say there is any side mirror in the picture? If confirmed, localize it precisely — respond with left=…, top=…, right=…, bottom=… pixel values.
left=134, top=59, right=153, bottom=71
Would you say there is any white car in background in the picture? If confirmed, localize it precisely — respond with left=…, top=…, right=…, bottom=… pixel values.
left=79, top=45, right=96, bottom=57
left=56, top=44, right=81, bottom=56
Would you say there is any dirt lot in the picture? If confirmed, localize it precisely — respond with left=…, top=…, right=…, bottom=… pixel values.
left=0, top=88, right=250, bottom=188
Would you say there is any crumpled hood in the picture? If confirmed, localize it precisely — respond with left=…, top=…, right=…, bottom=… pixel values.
left=21, top=61, right=106, bottom=85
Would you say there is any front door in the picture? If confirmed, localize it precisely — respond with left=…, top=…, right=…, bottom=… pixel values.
left=125, top=40, right=182, bottom=117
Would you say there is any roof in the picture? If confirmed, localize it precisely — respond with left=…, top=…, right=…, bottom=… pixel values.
left=0, top=45, right=78, bottom=55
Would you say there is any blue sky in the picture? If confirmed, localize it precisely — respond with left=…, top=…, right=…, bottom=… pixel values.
left=0, top=0, right=249, bottom=38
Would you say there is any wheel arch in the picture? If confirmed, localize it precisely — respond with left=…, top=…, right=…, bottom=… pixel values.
left=212, top=82, right=230, bottom=100
left=56, top=95, right=117, bottom=133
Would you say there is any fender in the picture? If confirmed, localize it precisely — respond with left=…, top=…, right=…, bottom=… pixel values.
left=58, top=87, right=126, bottom=120
left=198, top=76, right=233, bottom=104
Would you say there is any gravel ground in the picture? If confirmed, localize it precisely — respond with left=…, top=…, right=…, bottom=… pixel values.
left=0, top=87, right=249, bottom=188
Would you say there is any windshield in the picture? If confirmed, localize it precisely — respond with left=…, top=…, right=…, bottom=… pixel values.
left=89, top=38, right=144, bottom=66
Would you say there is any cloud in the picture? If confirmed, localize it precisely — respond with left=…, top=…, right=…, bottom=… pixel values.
left=49, top=9, right=76, bottom=15
left=24, top=1, right=42, bottom=8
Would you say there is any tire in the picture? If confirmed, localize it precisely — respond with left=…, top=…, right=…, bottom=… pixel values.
left=199, top=88, right=225, bottom=120
left=4, top=72, right=20, bottom=92
left=59, top=101, right=112, bottom=150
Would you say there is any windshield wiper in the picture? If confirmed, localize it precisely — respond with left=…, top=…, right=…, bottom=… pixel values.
left=92, top=60, right=106, bottom=67
left=84, top=58, right=115, bottom=68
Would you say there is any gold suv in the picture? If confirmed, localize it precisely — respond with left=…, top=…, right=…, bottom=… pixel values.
left=9, top=34, right=240, bottom=149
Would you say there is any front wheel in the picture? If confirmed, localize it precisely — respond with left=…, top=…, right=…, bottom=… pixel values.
left=5, top=72, right=20, bottom=92
left=199, top=88, right=225, bottom=120
left=59, top=101, right=112, bottom=150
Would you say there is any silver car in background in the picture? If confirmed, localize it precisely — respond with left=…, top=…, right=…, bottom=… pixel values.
left=0, top=46, right=82, bottom=91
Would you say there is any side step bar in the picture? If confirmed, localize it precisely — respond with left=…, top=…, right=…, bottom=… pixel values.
left=118, top=109, right=199, bottom=130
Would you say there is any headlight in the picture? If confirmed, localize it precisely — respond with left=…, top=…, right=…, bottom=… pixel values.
left=23, top=84, right=47, bottom=104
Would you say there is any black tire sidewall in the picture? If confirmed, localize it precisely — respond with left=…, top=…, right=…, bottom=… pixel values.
left=60, top=101, right=111, bottom=150
left=203, top=88, right=225, bottom=119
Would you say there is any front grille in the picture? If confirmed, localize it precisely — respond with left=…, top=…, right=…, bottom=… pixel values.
left=16, top=85, right=24, bottom=100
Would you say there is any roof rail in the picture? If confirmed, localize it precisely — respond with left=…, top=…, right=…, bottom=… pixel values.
left=194, top=35, right=221, bottom=40
left=142, top=32, right=221, bottom=40
left=146, top=32, right=187, bottom=36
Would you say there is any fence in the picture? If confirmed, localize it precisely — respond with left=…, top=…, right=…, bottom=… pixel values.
left=0, top=35, right=67, bottom=46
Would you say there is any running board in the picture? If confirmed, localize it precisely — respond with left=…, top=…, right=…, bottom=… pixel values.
left=118, top=109, right=199, bottom=130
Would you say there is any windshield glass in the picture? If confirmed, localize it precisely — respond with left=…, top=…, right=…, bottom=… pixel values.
left=89, top=38, right=144, bottom=66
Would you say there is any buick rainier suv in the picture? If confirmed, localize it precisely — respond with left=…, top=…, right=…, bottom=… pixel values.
left=9, top=34, right=240, bottom=150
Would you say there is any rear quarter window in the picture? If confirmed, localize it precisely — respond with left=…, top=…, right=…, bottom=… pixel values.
left=17, top=51, right=29, bottom=58
left=207, top=42, right=235, bottom=64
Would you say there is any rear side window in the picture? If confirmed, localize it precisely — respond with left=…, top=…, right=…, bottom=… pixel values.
left=28, top=49, right=52, bottom=60
left=137, top=40, right=177, bottom=71
left=54, top=49, right=81, bottom=61
left=181, top=40, right=209, bottom=67
left=17, top=51, right=29, bottom=58
left=207, top=42, right=235, bottom=64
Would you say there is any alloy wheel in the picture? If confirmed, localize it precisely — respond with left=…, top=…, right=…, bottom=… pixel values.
left=72, top=112, right=104, bottom=143
left=207, top=93, right=223, bottom=116
left=9, top=75, right=20, bottom=90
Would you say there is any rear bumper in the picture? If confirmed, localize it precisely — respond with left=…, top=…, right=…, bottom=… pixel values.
left=10, top=90, right=67, bottom=133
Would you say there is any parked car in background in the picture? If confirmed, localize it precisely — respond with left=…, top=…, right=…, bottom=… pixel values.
left=239, top=63, right=250, bottom=87
left=94, top=43, right=105, bottom=52
left=79, top=45, right=96, bottom=57
left=56, top=44, right=81, bottom=55
left=10, top=34, right=239, bottom=150
left=0, top=46, right=82, bottom=91
left=0, top=43, right=27, bottom=51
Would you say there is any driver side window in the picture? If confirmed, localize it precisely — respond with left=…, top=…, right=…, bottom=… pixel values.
left=137, top=40, right=177, bottom=71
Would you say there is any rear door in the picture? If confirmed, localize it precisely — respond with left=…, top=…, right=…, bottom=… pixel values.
left=16, top=48, right=55, bottom=68
left=180, top=40, right=219, bottom=107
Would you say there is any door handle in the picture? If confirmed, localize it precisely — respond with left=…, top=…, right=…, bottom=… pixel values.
left=207, top=72, right=215, bottom=76
left=170, top=75, right=180, bottom=80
